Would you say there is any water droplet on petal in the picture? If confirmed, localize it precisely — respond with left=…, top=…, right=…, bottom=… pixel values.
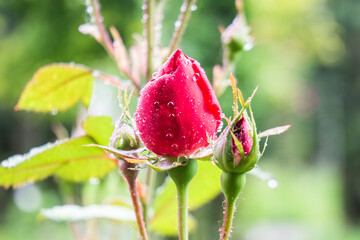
left=154, top=101, right=160, bottom=107
left=166, top=133, right=173, bottom=139
left=171, top=144, right=179, bottom=151
left=192, top=73, right=200, bottom=81
left=167, top=101, right=174, bottom=108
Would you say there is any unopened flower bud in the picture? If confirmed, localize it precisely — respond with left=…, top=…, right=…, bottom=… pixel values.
left=110, top=118, right=142, bottom=151
left=135, top=49, right=222, bottom=157
left=214, top=114, right=259, bottom=173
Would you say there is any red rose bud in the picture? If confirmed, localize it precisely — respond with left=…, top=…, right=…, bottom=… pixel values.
left=214, top=113, right=259, bottom=173
left=232, top=115, right=253, bottom=165
left=135, top=49, right=222, bottom=157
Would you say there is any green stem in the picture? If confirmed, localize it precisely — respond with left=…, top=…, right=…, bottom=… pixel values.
left=177, top=182, right=189, bottom=240
left=168, top=159, right=198, bottom=240
left=219, top=172, right=246, bottom=240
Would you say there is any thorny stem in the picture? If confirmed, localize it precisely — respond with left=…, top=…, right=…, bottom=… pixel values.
left=90, top=0, right=141, bottom=92
left=91, top=70, right=123, bottom=88
left=220, top=199, right=236, bottom=240
left=167, top=0, right=197, bottom=58
left=219, top=172, right=246, bottom=240
left=128, top=179, right=149, bottom=240
left=92, top=0, right=114, bottom=57
left=144, top=0, right=154, bottom=82
left=119, top=161, right=149, bottom=240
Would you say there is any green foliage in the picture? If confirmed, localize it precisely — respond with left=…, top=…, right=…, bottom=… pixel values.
left=15, top=64, right=93, bottom=113
left=0, top=136, right=117, bottom=188
left=39, top=204, right=135, bottom=223
left=150, top=161, right=222, bottom=235
left=83, top=116, right=114, bottom=146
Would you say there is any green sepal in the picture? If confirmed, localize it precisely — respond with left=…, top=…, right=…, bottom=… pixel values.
left=214, top=107, right=260, bottom=174
left=221, top=172, right=246, bottom=202
left=168, top=159, right=198, bottom=188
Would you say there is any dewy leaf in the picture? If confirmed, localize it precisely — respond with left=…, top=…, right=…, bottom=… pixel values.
left=39, top=204, right=135, bottom=223
left=0, top=136, right=117, bottom=188
left=83, top=116, right=114, bottom=146
left=15, top=63, right=94, bottom=113
left=259, top=125, right=291, bottom=138
left=150, top=161, right=222, bottom=235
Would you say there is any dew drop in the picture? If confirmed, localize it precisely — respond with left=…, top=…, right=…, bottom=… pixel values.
left=92, top=70, right=100, bottom=78
left=152, top=72, right=158, bottom=78
left=154, top=101, right=160, bottom=107
left=217, top=121, right=224, bottom=133
left=169, top=114, right=175, bottom=118
left=191, top=4, right=198, bottom=11
left=86, top=6, right=94, bottom=14
left=51, top=109, right=58, bottom=115
left=174, top=20, right=181, bottom=29
left=244, top=42, right=254, bottom=51
left=192, top=73, right=200, bottom=81
left=89, top=177, right=99, bottom=185
left=267, top=179, right=278, bottom=188
left=155, top=23, right=162, bottom=31
left=142, top=14, right=149, bottom=23
left=167, top=101, right=174, bottom=108
left=166, top=133, right=173, bottom=139
left=180, top=3, right=187, bottom=12
left=171, top=144, right=179, bottom=151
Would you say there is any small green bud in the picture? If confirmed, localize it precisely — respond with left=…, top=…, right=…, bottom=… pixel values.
left=110, top=118, right=142, bottom=151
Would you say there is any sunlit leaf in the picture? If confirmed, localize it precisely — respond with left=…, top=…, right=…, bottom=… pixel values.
left=259, top=125, right=291, bottom=138
left=0, top=137, right=117, bottom=188
left=150, top=161, right=222, bottom=235
left=38, top=204, right=135, bottom=223
left=15, top=63, right=93, bottom=113
left=83, top=116, right=114, bottom=146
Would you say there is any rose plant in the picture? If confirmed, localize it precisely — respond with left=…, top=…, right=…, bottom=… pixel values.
left=0, top=0, right=290, bottom=239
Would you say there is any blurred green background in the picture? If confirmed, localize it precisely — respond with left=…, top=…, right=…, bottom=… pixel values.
left=0, top=0, right=359, bottom=239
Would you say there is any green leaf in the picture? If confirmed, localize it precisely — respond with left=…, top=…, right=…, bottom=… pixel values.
left=0, top=136, right=117, bottom=188
left=150, top=161, right=222, bottom=236
left=83, top=116, right=114, bottom=146
left=15, top=63, right=93, bottom=113
left=38, top=204, right=135, bottom=223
